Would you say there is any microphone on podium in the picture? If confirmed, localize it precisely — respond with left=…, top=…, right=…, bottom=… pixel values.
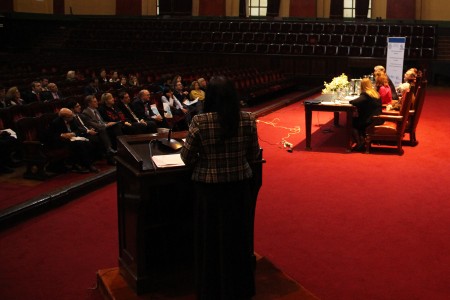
left=159, top=128, right=183, bottom=151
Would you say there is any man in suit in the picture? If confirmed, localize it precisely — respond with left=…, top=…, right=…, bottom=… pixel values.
left=67, top=101, right=116, bottom=165
left=82, top=95, right=123, bottom=150
left=47, top=108, right=99, bottom=173
left=24, top=81, right=43, bottom=103
left=116, top=91, right=157, bottom=133
left=131, top=89, right=166, bottom=128
left=84, top=78, right=101, bottom=96
left=42, top=83, right=64, bottom=101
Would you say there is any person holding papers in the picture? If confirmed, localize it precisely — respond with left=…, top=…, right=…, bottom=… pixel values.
left=174, top=81, right=199, bottom=124
left=131, top=89, right=167, bottom=129
left=181, top=76, right=260, bottom=300
left=161, top=87, right=188, bottom=130
left=349, top=78, right=383, bottom=152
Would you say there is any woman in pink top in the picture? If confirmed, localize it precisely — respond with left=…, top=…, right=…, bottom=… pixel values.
left=376, top=74, right=392, bottom=105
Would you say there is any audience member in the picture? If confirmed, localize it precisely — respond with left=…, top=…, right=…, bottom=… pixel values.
left=171, top=74, right=183, bottom=88
left=47, top=108, right=99, bottom=173
left=161, top=87, right=188, bottom=130
left=117, top=76, right=129, bottom=91
left=181, top=76, right=260, bottom=300
left=0, top=128, right=19, bottom=174
left=131, top=89, right=166, bottom=128
left=66, top=70, right=77, bottom=82
left=4, top=86, right=24, bottom=106
left=99, top=69, right=109, bottom=84
left=40, top=77, right=49, bottom=91
left=0, top=84, right=7, bottom=108
left=116, top=91, right=157, bottom=133
left=98, top=92, right=146, bottom=135
left=174, top=81, right=199, bottom=123
left=190, top=80, right=205, bottom=114
left=84, top=78, right=101, bottom=95
left=128, top=75, right=139, bottom=87
left=197, top=77, right=207, bottom=91
left=82, top=95, right=123, bottom=150
left=42, top=83, right=63, bottom=101
left=349, top=78, right=383, bottom=152
left=67, top=101, right=116, bottom=166
left=109, top=71, right=120, bottom=84
left=24, top=81, right=43, bottom=103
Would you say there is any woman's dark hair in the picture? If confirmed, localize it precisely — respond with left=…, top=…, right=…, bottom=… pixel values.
left=204, top=76, right=240, bottom=139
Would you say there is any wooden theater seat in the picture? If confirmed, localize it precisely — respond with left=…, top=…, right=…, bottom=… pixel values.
left=15, top=113, right=71, bottom=180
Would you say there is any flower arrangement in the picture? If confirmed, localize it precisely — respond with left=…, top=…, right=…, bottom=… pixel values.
left=322, top=73, right=350, bottom=94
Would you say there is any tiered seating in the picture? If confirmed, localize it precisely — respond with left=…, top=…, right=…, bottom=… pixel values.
left=63, top=19, right=437, bottom=59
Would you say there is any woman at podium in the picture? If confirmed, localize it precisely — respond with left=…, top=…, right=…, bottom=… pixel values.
left=181, top=76, right=260, bottom=300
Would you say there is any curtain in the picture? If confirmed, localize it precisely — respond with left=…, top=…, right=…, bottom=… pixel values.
left=116, top=0, right=141, bottom=16
left=355, top=0, right=370, bottom=19
left=199, top=0, right=226, bottom=16
left=289, top=0, right=316, bottom=18
left=159, top=0, right=193, bottom=16
left=386, top=0, right=415, bottom=20
left=330, top=0, right=344, bottom=19
left=239, top=0, right=247, bottom=18
left=267, top=0, right=281, bottom=17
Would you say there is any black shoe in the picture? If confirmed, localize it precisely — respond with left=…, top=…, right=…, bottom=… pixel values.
left=352, top=144, right=365, bottom=152
left=72, top=164, right=90, bottom=173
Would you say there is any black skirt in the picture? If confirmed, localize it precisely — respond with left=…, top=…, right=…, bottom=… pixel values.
left=194, top=180, right=255, bottom=300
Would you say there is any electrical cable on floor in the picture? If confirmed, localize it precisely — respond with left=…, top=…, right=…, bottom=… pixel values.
left=256, top=118, right=301, bottom=150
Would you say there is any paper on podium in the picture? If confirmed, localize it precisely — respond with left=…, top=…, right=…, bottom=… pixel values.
left=152, top=154, right=185, bottom=168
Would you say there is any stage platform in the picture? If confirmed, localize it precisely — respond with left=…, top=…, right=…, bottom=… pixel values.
left=97, top=256, right=320, bottom=300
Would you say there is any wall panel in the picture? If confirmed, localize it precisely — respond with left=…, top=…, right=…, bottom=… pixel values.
left=290, top=0, right=316, bottom=18
left=199, top=0, right=225, bottom=16
left=387, top=0, right=415, bottom=20
left=116, top=0, right=141, bottom=16
left=64, top=0, right=115, bottom=15
left=15, top=0, right=53, bottom=14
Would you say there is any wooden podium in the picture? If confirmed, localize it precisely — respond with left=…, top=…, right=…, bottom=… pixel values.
left=115, top=132, right=263, bottom=295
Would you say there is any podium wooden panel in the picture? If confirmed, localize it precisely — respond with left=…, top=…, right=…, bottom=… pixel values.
left=115, top=132, right=263, bottom=295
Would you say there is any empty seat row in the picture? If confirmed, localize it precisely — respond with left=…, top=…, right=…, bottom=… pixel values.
left=77, top=20, right=436, bottom=39
left=69, top=29, right=436, bottom=50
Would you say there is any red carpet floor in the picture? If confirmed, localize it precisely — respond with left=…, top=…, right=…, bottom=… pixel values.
left=253, top=86, right=450, bottom=299
left=1, top=87, right=449, bottom=299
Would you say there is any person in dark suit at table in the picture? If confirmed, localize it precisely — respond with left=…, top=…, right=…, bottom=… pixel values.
left=47, top=108, right=99, bottom=173
left=349, top=78, right=383, bottom=152
left=181, top=76, right=260, bottom=300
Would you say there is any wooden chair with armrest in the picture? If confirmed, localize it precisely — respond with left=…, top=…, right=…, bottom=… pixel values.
left=364, top=90, right=414, bottom=155
left=382, top=80, right=427, bottom=146
left=15, top=113, right=70, bottom=180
